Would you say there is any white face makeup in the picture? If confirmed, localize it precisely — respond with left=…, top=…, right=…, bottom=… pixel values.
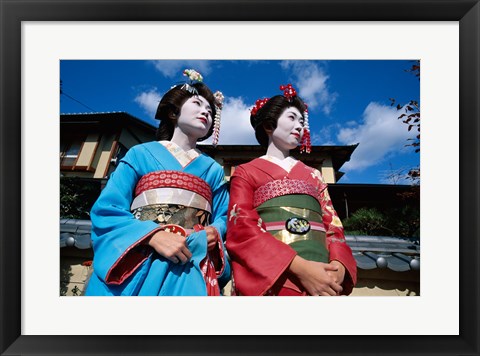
left=270, top=106, right=304, bottom=152
left=176, top=95, right=213, bottom=139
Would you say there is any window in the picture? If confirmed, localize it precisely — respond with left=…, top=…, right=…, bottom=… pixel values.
left=60, top=136, right=84, bottom=169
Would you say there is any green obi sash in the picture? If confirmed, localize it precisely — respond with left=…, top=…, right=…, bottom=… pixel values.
left=256, top=194, right=329, bottom=263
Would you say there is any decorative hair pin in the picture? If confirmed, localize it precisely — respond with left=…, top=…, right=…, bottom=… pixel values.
left=212, top=91, right=224, bottom=146
left=279, top=84, right=297, bottom=102
left=299, top=106, right=311, bottom=154
left=179, top=68, right=204, bottom=94
left=183, top=69, right=203, bottom=82
left=250, top=98, right=269, bottom=116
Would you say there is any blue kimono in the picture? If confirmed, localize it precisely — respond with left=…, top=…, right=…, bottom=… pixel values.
left=85, top=141, right=230, bottom=296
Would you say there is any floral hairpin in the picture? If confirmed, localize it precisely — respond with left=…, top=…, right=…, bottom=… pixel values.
left=212, top=91, right=224, bottom=146
left=184, top=69, right=203, bottom=82
left=179, top=68, right=204, bottom=94
left=279, top=84, right=311, bottom=154
left=280, top=84, right=297, bottom=102
left=251, top=98, right=269, bottom=116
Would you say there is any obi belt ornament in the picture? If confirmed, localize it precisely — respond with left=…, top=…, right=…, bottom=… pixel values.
left=253, top=179, right=327, bottom=246
left=131, top=170, right=212, bottom=230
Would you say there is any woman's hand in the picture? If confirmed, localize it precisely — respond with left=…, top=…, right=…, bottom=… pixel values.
left=289, top=256, right=343, bottom=296
left=327, top=260, right=346, bottom=287
left=204, top=226, right=222, bottom=271
left=205, top=226, right=219, bottom=252
left=148, top=230, right=192, bottom=264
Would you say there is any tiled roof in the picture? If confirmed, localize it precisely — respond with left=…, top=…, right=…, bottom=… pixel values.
left=61, top=111, right=140, bottom=119
left=60, top=218, right=92, bottom=249
left=60, top=111, right=156, bottom=129
left=60, top=219, right=420, bottom=272
left=346, top=235, right=420, bottom=272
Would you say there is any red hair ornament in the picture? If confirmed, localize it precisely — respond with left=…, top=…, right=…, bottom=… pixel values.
left=251, top=84, right=312, bottom=154
left=250, top=98, right=270, bottom=116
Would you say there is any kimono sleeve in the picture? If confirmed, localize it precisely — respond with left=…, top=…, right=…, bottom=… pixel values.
left=226, top=166, right=297, bottom=296
left=205, top=163, right=231, bottom=288
left=90, top=147, right=161, bottom=285
left=315, top=170, right=357, bottom=295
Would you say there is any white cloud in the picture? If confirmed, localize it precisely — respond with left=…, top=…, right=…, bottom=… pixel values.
left=311, top=123, right=342, bottom=146
left=337, top=102, right=416, bottom=171
left=150, top=60, right=213, bottom=78
left=280, top=61, right=337, bottom=115
left=134, top=88, right=162, bottom=119
left=202, top=97, right=257, bottom=145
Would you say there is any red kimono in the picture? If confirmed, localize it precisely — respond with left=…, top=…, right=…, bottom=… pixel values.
left=226, top=156, right=357, bottom=296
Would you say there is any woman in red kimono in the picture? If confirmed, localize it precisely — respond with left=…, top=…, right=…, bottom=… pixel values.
left=226, top=84, right=357, bottom=296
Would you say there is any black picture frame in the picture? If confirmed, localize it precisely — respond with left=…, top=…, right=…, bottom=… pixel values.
left=1, top=1, right=479, bottom=355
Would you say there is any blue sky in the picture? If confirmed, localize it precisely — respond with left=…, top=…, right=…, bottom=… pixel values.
left=60, top=60, right=420, bottom=184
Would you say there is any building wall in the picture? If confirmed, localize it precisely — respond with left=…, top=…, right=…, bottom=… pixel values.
left=93, top=133, right=117, bottom=178
left=60, top=247, right=93, bottom=296
left=119, top=126, right=154, bottom=149
left=351, top=280, right=419, bottom=296
left=74, top=132, right=100, bottom=170
left=319, top=157, right=336, bottom=183
left=351, top=269, right=419, bottom=296
left=60, top=115, right=157, bottom=180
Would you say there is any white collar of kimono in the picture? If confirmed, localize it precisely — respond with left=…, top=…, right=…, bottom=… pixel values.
left=159, top=141, right=201, bottom=168
left=260, top=155, right=298, bottom=173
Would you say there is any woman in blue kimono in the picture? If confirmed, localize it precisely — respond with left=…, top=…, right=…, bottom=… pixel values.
left=85, top=69, right=230, bottom=296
